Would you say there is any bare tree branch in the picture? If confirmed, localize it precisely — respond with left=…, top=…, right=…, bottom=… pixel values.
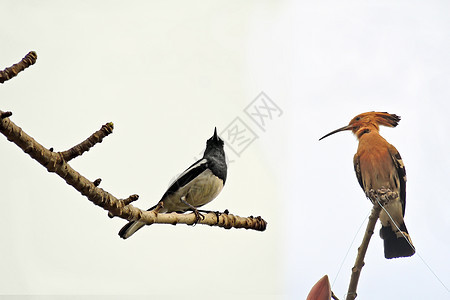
left=115, top=209, right=267, bottom=230
left=346, top=189, right=397, bottom=300
left=60, top=122, right=114, bottom=161
left=0, top=51, right=37, bottom=83
left=0, top=110, right=267, bottom=232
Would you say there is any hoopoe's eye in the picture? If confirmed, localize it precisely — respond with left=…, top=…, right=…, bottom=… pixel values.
left=355, top=117, right=361, bottom=121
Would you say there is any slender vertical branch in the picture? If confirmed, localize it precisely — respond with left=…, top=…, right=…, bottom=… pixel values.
left=346, top=202, right=381, bottom=300
left=346, top=189, right=395, bottom=300
left=0, top=51, right=37, bottom=83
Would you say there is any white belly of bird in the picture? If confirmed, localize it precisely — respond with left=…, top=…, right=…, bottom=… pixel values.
left=161, top=169, right=224, bottom=213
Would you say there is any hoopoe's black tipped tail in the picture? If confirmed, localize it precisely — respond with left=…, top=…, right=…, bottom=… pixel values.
left=380, top=223, right=415, bottom=259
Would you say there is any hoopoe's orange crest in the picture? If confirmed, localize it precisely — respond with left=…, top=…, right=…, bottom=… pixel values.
left=319, top=112, right=400, bottom=140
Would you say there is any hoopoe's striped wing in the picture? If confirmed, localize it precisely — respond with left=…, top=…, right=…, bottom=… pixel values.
left=387, top=144, right=407, bottom=216
left=353, top=154, right=364, bottom=191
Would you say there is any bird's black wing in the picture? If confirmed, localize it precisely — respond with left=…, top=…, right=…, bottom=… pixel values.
left=160, top=158, right=209, bottom=200
left=353, top=154, right=364, bottom=191
left=388, top=145, right=407, bottom=216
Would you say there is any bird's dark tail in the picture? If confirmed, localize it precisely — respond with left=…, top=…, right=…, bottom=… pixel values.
left=380, top=222, right=415, bottom=259
left=118, top=220, right=145, bottom=239
left=118, top=204, right=159, bottom=239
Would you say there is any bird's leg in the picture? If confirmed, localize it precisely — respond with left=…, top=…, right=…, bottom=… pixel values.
left=180, top=196, right=204, bottom=224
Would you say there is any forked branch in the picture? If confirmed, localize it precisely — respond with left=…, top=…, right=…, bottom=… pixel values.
left=0, top=111, right=267, bottom=232
left=0, top=51, right=267, bottom=233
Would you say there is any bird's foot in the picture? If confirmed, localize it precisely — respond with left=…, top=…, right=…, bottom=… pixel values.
left=368, top=188, right=398, bottom=206
left=197, top=209, right=230, bottom=223
left=179, top=196, right=204, bottom=224
left=192, top=208, right=205, bottom=225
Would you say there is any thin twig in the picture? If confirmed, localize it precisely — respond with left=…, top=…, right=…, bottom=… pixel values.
left=0, top=110, right=267, bottom=232
left=60, top=122, right=114, bottom=161
left=346, top=203, right=381, bottom=300
left=0, top=51, right=37, bottom=83
left=122, top=194, right=139, bottom=205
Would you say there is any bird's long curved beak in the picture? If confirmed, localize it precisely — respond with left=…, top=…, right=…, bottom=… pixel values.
left=319, top=124, right=353, bottom=141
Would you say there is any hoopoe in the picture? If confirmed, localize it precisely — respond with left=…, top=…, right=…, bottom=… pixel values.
left=320, top=112, right=415, bottom=259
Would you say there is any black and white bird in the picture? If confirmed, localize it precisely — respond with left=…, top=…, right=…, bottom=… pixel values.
left=119, top=128, right=227, bottom=239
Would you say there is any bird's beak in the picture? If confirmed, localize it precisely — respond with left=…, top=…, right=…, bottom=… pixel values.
left=213, top=127, right=218, bottom=140
left=319, top=124, right=353, bottom=141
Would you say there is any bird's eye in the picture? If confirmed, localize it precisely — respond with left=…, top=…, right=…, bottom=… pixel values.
left=355, top=117, right=361, bottom=121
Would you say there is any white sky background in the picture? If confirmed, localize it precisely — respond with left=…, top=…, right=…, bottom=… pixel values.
left=1, top=1, right=449, bottom=299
